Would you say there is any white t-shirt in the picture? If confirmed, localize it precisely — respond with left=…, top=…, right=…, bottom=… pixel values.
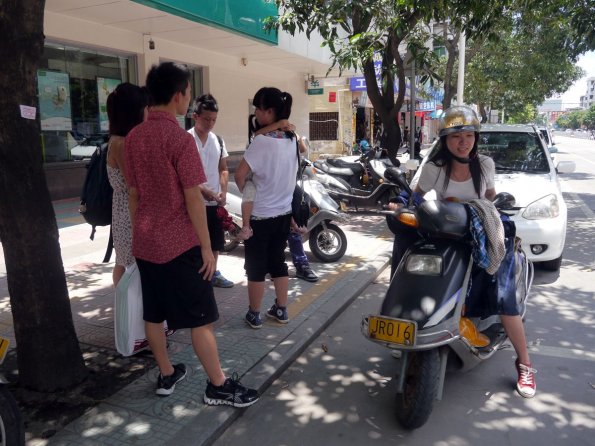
left=187, top=128, right=228, bottom=206
left=417, top=154, right=495, bottom=201
left=244, top=134, right=298, bottom=218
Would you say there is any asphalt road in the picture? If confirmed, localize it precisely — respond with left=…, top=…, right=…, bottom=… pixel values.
left=214, top=135, right=595, bottom=446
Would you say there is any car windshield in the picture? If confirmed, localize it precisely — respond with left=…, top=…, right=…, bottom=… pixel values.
left=478, top=132, right=549, bottom=173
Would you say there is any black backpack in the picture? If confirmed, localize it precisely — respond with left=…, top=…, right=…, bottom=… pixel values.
left=79, top=142, right=114, bottom=262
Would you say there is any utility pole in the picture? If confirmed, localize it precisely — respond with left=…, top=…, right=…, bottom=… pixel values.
left=457, top=29, right=466, bottom=105
left=409, top=61, right=416, bottom=160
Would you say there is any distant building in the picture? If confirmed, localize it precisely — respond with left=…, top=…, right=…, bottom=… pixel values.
left=538, top=99, right=564, bottom=124
left=538, top=99, right=563, bottom=113
left=580, top=77, right=595, bottom=109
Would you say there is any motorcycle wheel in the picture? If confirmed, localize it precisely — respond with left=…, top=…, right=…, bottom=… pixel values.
left=395, top=349, right=440, bottom=430
left=222, top=223, right=241, bottom=253
left=0, top=385, right=24, bottom=446
left=308, top=223, right=347, bottom=263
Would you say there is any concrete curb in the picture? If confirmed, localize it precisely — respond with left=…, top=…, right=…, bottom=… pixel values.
left=167, top=251, right=391, bottom=446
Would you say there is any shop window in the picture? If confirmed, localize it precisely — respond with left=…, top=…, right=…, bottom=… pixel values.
left=38, top=44, right=136, bottom=163
left=309, top=112, right=339, bottom=141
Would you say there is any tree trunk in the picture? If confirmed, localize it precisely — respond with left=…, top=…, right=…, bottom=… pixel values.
left=442, top=27, right=459, bottom=110
left=478, top=103, right=489, bottom=123
left=0, top=1, right=87, bottom=391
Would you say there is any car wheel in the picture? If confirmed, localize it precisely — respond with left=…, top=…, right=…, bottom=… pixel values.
left=540, top=255, right=562, bottom=271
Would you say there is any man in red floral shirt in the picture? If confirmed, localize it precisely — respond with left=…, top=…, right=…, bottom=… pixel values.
left=125, top=62, right=258, bottom=407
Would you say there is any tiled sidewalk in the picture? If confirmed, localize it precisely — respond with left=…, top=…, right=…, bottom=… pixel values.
left=1, top=202, right=393, bottom=445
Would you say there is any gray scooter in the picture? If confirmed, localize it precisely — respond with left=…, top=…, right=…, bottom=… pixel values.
left=223, top=161, right=349, bottom=262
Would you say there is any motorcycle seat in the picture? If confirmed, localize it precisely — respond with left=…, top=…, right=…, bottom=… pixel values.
left=326, top=158, right=364, bottom=174
left=383, top=167, right=404, bottom=183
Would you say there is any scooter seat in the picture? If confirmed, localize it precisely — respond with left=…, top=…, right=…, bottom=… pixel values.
left=383, top=167, right=404, bottom=183
left=326, top=158, right=364, bottom=174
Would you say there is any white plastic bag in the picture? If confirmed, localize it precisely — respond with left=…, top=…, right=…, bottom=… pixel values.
left=114, top=263, right=147, bottom=356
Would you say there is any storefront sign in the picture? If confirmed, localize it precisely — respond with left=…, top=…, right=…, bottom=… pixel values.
left=131, top=0, right=277, bottom=44
left=38, top=70, right=72, bottom=131
left=97, top=77, right=122, bottom=131
left=308, top=88, right=323, bottom=95
left=417, top=100, right=436, bottom=111
left=328, top=92, right=337, bottom=102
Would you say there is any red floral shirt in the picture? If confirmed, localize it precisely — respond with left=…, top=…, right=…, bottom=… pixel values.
left=125, top=111, right=206, bottom=263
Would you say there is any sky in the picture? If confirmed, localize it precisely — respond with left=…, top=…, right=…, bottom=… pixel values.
left=552, top=51, right=595, bottom=109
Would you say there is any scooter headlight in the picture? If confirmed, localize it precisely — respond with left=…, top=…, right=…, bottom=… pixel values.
left=406, top=254, right=442, bottom=275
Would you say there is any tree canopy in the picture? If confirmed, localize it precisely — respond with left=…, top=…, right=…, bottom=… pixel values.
left=267, top=0, right=509, bottom=158
left=464, top=7, right=584, bottom=120
left=268, top=0, right=593, bottom=139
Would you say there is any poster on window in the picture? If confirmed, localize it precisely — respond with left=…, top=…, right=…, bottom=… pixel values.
left=38, top=70, right=72, bottom=131
left=97, top=77, right=121, bottom=131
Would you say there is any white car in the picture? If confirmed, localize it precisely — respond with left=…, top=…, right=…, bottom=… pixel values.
left=412, top=124, right=575, bottom=271
left=70, top=134, right=108, bottom=160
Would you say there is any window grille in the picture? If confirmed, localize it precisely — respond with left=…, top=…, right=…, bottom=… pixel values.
left=309, top=112, right=339, bottom=140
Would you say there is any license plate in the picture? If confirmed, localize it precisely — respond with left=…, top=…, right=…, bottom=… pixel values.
left=368, top=316, right=416, bottom=346
left=0, top=336, right=9, bottom=364
left=339, top=201, right=348, bottom=212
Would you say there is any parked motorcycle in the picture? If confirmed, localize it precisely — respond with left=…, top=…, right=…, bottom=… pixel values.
left=0, top=336, right=25, bottom=446
left=313, top=146, right=396, bottom=191
left=361, top=189, right=533, bottom=429
left=312, top=152, right=405, bottom=211
left=223, top=163, right=348, bottom=262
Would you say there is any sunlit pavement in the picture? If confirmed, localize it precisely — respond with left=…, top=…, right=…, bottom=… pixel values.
left=0, top=200, right=393, bottom=445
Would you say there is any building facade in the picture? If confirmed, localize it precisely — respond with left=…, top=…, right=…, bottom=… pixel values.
left=41, top=0, right=336, bottom=199
left=579, top=77, right=595, bottom=109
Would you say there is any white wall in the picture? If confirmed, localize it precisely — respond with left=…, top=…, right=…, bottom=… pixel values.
left=44, top=11, right=310, bottom=153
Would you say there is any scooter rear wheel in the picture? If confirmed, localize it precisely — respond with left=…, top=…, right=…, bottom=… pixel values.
left=395, top=349, right=440, bottom=430
left=308, top=223, right=347, bottom=263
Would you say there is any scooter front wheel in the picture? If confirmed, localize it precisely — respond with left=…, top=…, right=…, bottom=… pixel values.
left=395, top=349, right=440, bottom=430
left=308, top=223, right=347, bottom=263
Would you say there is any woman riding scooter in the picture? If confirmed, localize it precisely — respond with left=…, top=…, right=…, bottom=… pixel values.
left=387, top=105, right=537, bottom=398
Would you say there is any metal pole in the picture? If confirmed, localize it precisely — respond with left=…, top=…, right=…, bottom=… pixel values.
left=457, top=29, right=466, bottom=105
left=410, top=62, right=416, bottom=159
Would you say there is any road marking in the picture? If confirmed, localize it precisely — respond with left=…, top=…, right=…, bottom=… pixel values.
left=564, top=151, right=595, bottom=168
left=288, top=228, right=391, bottom=318
left=564, top=189, right=595, bottom=219
left=529, top=344, right=595, bottom=363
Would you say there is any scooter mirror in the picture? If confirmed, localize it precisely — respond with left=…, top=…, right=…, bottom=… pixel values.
left=492, top=192, right=516, bottom=210
left=405, top=159, right=419, bottom=171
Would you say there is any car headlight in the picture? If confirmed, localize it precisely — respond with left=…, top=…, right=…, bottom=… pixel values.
left=406, top=254, right=442, bottom=275
left=522, top=194, right=560, bottom=220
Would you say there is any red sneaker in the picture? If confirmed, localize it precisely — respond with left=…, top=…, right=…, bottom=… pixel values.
left=515, top=359, right=537, bottom=398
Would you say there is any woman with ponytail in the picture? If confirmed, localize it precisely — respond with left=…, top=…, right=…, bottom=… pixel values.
left=234, top=87, right=298, bottom=329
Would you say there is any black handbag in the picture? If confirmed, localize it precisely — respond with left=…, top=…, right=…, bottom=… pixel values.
left=292, top=185, right=309, bottom=227
left=291, top=138, right=309, bottom=227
